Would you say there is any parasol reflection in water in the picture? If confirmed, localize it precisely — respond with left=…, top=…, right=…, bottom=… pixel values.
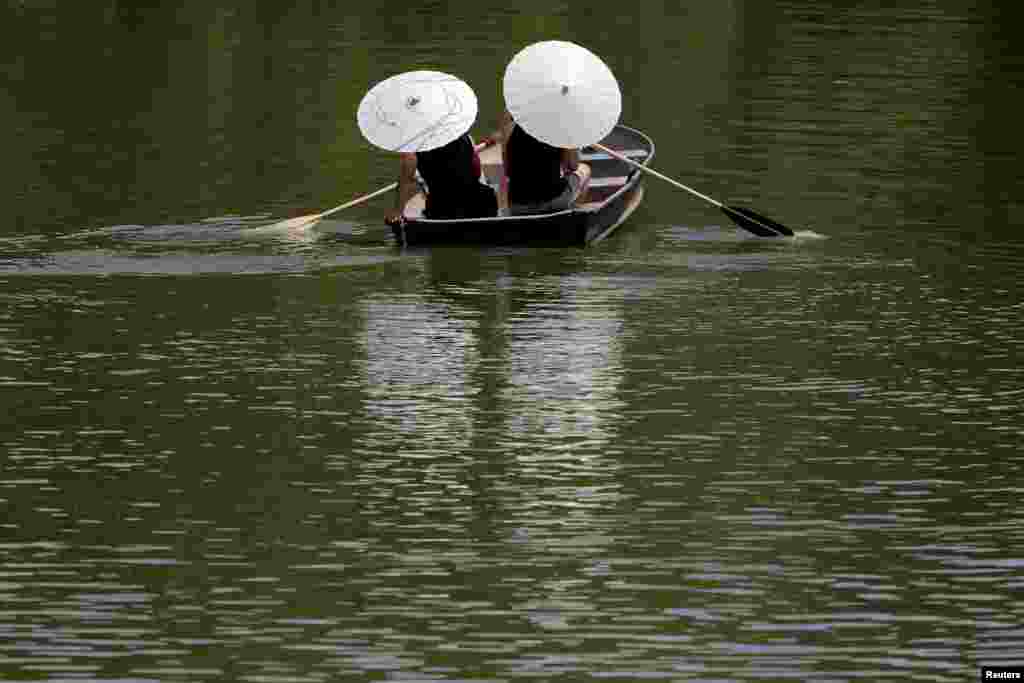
left=353, top=263, right=629, bottom=638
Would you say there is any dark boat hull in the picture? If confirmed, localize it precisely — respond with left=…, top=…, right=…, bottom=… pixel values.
left=390, top=124, right=654, bottom=247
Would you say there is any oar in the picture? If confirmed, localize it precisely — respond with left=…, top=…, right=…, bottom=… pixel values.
left=260, top=182, right=398, bottom=232
left=593, top=143, right=794, bottom=237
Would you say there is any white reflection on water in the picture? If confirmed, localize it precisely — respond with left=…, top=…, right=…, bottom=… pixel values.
left=359, top=296, right=479, bottom=454
left=502, top=275, right=626, bottom=446
left=356, top=273, right=628, bottom=455
left=495, top=276, right=630, bottom=635
left=352, top=270, right=632, bottom=641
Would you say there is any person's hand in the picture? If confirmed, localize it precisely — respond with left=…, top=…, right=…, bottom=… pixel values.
left=385, top=212, right=405, bottom=227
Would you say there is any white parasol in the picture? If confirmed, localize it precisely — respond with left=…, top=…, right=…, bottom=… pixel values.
left=502, top=40, right=621, bottom=149
left=357, top=70, right=478, bottom=153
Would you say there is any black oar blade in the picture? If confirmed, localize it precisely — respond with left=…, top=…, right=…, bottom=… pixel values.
left=734, top=206, right=795, bottom=236
left=721, top=205, right=794, bottom=237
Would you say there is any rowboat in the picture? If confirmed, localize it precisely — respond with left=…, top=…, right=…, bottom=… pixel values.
left=389, top=124, right=655, bottom=247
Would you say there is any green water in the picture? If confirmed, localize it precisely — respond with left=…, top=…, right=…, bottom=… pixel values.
left=2, top=2, right=1022, bottom=681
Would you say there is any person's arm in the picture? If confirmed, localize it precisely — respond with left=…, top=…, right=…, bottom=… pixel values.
left=471, top=140, right=482, bottom=180
left=562, top=148, right=580, bottom=173
left=387, top=153, right=418, bottom=223
left=485, top=110, right=515, bottom=147
left=497, top=112, right=515, bottom=212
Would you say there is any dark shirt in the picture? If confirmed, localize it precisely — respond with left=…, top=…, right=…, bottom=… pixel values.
left=506, top=124, right=568, bottom=205
left=416, top=134, right=496, bottom=219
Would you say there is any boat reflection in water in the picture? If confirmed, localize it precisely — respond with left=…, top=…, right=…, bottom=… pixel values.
left=357, top=255, right=628, bottom=451
left=352, top=256, right=629, bottom=641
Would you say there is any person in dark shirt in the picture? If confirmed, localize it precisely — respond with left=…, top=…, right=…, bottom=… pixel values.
left=386, top=134, right=497, bottom=223
left=496, top=111, right=591, bottom=215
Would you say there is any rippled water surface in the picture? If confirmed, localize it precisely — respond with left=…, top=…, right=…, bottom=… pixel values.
left=3, top=2, right=1023, bottom=681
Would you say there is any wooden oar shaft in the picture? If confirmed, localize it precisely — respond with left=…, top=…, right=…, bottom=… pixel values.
left=260, top=182, right=398, bottom=232
left=594, top=143, right=723, bottom=209
left=318, top=182, right=397, bottom=220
